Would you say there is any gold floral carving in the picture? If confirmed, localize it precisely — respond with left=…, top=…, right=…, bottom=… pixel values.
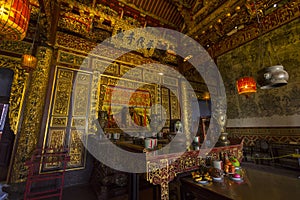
left=58, top=50, right=89, bottom=68
left=51, top=117, right=68, bottom=127
left=53, top=69, right=73, bottom=116
left=161, top=88, right=169, bottom=96
left=170, top=95, right=180, bottom=120
left=89, top=71, right=101, bottom=134
left=0, top=56, right=28, bottom=134
left=146, top=143, right=243, bottom=199
left=69, top=129, right=85, bottom=167
left=56, top=32, right=95, bottom=54
left=44, top=129, right=66, bottom=169
left=0, top=40, right=32, bottom=55
left=47, top=129, right=66, bottom=150
left=59, top=12, right=93, bottom=34
left=73, top=73, right=91, bottom=116
left=146, top=159, right=177, bottom=200
left=11, top=46, right=53, bottom=183
left=72, top=118, right=86, bottom=128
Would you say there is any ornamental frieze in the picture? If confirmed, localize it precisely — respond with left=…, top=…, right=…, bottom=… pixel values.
left=55, top=32, right=179, bottom=76
left=209, top=0, right=300, bottom=58
left=0, top=40, right=32, bottom=55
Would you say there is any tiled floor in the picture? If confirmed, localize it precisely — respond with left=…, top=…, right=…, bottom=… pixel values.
left=2, top=163, right=300, bottom=200
left=2, top=182, right=155, bottom=200
left=62, top=184, right=98, bottom=200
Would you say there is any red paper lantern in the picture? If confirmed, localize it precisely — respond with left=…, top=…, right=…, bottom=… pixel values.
left=236, top=77, right=257, bottom=95
left=0, top=0, right=30, bottom=41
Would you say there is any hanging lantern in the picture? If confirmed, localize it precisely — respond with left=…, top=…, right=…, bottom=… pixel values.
left=0, top=0, right=31, bottom=41
left=257, top=65, right=289, bottom=89
left=203, top=91, right=210, bottom=100
left=236, top=77, right=257, bottom=95
left=21, top=54, right=37, bottom=72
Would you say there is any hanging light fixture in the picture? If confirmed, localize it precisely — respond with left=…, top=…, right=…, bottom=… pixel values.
left=235, top=1, right=262, bottom=96
left=253, top=1, right=289, bottom=89
left=21, top=54, right=37, bottom=72
left=203, top=91, right=210, bottom=101
left=257, top=65, right=289, bottom=89
left=0, top=0, right=31, bottom=41
left=21, top=8, right=40, bottom=72
left=236, top=76, right=257, bottom=95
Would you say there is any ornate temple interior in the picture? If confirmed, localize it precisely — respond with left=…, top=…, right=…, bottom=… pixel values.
left=0, top=0, right=299, bottom=200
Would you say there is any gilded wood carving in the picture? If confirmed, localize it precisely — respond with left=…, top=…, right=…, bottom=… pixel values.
left=0, top=56, right=28, bottom=134
left=11, top=46, right=53, bottom=183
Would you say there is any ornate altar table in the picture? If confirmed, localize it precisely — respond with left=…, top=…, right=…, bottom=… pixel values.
left=146, top=141, right=243, bottom=200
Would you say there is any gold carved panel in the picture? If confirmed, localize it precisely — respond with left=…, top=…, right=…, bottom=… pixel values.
left=162, top=94, right=170, bottom=126
left=68, top=129, right=85, bottom=168
left=73, top=83, right=89, bottom=116
left=53, top=69, right=74, bottom=115
left=51, top=117, right=68, bottom=127
left=47, top=129, right=66, bottom=150
left=44, top=129, right=67, bottom=169
left=57, top=50, right=89, bottom=68
left=72, top=117, right=86, bottom=128
left=120, top=65, right=142, bottom=81
left=170, top=95, right=180, bottom=120
left=0, top=40, right=32, bottom=55
left=161, top=88, right=169, bottom=96
left=44, top=66, right=90, bottom=171
left=11, top=46, right=53, bottom=183
left=92, top=59, right=119, bottom=75
left=89, top=71, right=101, bottom=134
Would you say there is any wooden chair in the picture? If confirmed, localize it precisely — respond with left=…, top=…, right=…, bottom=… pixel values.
left=24, top=148, right=70, bottom=200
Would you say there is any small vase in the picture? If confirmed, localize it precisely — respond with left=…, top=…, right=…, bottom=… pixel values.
left=217, top=132, right=230, bottom=146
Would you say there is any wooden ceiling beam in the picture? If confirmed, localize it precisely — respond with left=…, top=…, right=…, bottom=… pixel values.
left=188, top=0, right=241, bottom=36
left=37, top=0, right=60, bottom=46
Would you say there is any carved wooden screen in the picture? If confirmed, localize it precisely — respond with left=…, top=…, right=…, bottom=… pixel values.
left=43, top=66, right=92, bottom=170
